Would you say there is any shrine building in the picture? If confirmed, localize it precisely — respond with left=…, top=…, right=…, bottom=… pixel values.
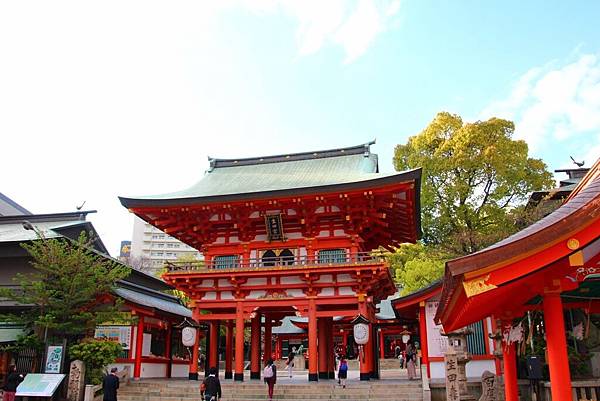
left=119, top=142, right=422, bottom=381
left=435, top=158, right=600, bottom=401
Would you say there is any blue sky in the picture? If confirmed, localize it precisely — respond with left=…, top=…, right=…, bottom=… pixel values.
left=1, top=1, right=599, bottom=255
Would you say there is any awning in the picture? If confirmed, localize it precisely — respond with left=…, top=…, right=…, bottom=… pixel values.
left=0, top=326, right=25, bottom=343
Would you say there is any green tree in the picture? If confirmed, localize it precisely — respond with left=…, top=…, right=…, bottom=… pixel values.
left=394, top=112, right=554, bottom=256
left=0, top=231, right=130, bottom=342
left=385, top=243, right=447, bottom=294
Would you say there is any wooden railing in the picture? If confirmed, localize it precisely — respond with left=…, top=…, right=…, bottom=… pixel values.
left=165, top=252, right=387, bottom=273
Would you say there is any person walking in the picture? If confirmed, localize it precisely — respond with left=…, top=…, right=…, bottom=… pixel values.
left=102, top=367, right=120, bottom=401
left=405, top=342, right=417, bottom=380
left=286, top=351, right=295, bottom=378
left=337, top=356, right=348, bottom=388
left=200, top=367, right=222, bottom=401
left=263, top=359, right=277, bottom=401
left=3, top=365, right=23, bottom=401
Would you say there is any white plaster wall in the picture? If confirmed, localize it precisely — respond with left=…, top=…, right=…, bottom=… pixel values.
left=429, top=359, right=497, bottom=380
left=171, top=364, right=190, bottom=378
left=141, top=363, right=167, bottom=378
left=430, top=361, right=446, bottom=380
left=247, top=290, right=266, bottom=299
left=466, top=360, right=497, bottom=378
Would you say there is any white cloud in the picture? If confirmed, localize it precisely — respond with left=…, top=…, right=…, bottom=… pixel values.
left=481, top=53, right=600, bottom=162
left=263, top=0, right=402, bottom=63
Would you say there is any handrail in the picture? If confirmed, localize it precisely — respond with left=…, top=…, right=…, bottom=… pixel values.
left=165, top=252, right=387, bottom=273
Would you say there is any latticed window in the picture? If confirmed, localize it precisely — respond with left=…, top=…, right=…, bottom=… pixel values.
left=213, top=255, right=240, bottom=269
left=467, top=320, right=487, bottom=355
left=318, top=249, right=347, bottom=264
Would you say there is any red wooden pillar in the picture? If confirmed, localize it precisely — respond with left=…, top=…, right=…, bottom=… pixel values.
left=134, top=316, right=144, bottom=380
left=327, top=318, right=335, bottom=379
left=264, top=316, right=272, bottom=362
left=235, top=302, right=245, bottom=381
left=342, top=330, right=348, bottom=356
left=308, top=299, right=318, bottom=381
left=418, top=302, right=430, bottom=378
left=379, top=329, right=385, bottom=359
left=358, top=300, right=371, bottom=381
left=250, top=313, right=261, bottom=379
left=275, top=336, right=282, bottom=360
left=166, top=322, right=172, bottom=378
left=543, top=293, right=572, bottom=401
left=225, top=320, right=233, bottom=379
left=209, top=322, right=219, bottom=371
left=318, top=318, right=328, bottom=379
left=191, top=327, right=201, bottom=379
left=503, top=337, right=518, bottom=401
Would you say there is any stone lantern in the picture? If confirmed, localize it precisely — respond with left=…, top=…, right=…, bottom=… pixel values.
left=443, top=327, right=475, bottom=401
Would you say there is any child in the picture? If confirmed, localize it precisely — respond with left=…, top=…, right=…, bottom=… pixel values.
left=338, top=357, right=348, bottom=388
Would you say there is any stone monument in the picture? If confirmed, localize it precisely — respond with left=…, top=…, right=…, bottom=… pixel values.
left=478, top=370, right=499, bottom=401
left=67, top=360, right=85, bottom=401
left=444, top=328, right=476, bottom=401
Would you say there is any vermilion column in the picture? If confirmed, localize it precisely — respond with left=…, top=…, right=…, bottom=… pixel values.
left=235, top=302, right=245, bottom=381
left=418, top=303, right=430, bottom=378
left=318, top=318, right=328, bottom=379
left=358, top=300, right=371, bottom=381
left=250, top=313, right=261, bottom=379
left=342, top=330, right=348, bottom=356
left=503, top=338, right=518, bottom=401
left=209, top=322, right=219, bottom=372
left=308, top=299, right=318, bottom=381
left=134, top=315, right=144, bottom=379
left=264, top=317, right=272, bottom=362
left=543, top=293, right=572, bottom=401
left=379, top=329, right=385, bottom=359
left=225, top=320, right=233, bottom=379
left=327, top=318, right=335, bottom=379
left=275, top=336, right=282, bottom=360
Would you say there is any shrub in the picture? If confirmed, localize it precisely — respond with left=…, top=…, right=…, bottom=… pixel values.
left=69, top=338, right=123, bottom=384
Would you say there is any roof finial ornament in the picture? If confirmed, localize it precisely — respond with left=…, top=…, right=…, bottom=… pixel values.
left=570, top=156, right=585, bottom=168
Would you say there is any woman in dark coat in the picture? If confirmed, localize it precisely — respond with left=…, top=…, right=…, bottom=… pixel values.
left=3, top=365, right=24, bottom=401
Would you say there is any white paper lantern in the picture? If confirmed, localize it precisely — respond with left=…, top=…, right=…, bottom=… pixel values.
left=353, top=323, right=369, bottom=345
left=402, top=334, right=411, bottom=344
left=182, top=327, right=197, bottom=347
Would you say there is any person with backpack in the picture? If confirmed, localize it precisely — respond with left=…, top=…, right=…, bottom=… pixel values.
left=263, top=359, right=277, bottom=401
left=337, top=356, right=348, bottom=388
left=200, top=367, right=222, bottom=401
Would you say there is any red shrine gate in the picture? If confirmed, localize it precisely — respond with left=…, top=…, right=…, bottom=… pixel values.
left=120, top=142, right=422, bottom=381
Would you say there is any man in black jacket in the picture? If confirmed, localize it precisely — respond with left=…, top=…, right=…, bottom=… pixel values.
left=201, top=367, right=222, bottom=401
left=102, top=367, right=120, bottom=401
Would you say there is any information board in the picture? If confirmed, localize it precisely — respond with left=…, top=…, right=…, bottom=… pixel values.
left=95, top=325, right=132, bottom=349
left=44, top=345, right=64, bottom=374
left=16, top=374, right=65, bottom=397
left=425, top=301, right=448, bottom=357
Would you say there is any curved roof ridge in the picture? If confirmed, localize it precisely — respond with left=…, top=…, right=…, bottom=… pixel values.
left=207, top=140, right=376, bottom=170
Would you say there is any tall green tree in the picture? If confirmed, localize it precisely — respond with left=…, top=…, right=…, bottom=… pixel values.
left=394, top=112, right=554, bottom=256
left=0, top=231, right=130, bottom=342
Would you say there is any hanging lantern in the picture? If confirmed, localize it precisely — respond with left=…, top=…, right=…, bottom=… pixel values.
left=182, top=327, right=197, bottom=347
left=351, top=315, right=370, bottom=345
left=400, top=328, right=411, bottom=344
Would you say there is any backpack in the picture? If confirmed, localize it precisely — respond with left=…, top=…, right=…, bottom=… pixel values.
left=339, top=362, right=348, bottom=373
left=264, top=364, right=274, bottom=378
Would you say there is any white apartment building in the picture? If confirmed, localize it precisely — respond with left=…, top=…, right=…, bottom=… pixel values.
left=130, top=216, right=202, bottom=272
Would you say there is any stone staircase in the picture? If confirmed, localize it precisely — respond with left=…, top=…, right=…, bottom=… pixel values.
left=119, top=379, right=424, bottom=401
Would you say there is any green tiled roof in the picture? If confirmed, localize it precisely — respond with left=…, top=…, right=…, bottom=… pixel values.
left=120, top=143, right=421, bottom=207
